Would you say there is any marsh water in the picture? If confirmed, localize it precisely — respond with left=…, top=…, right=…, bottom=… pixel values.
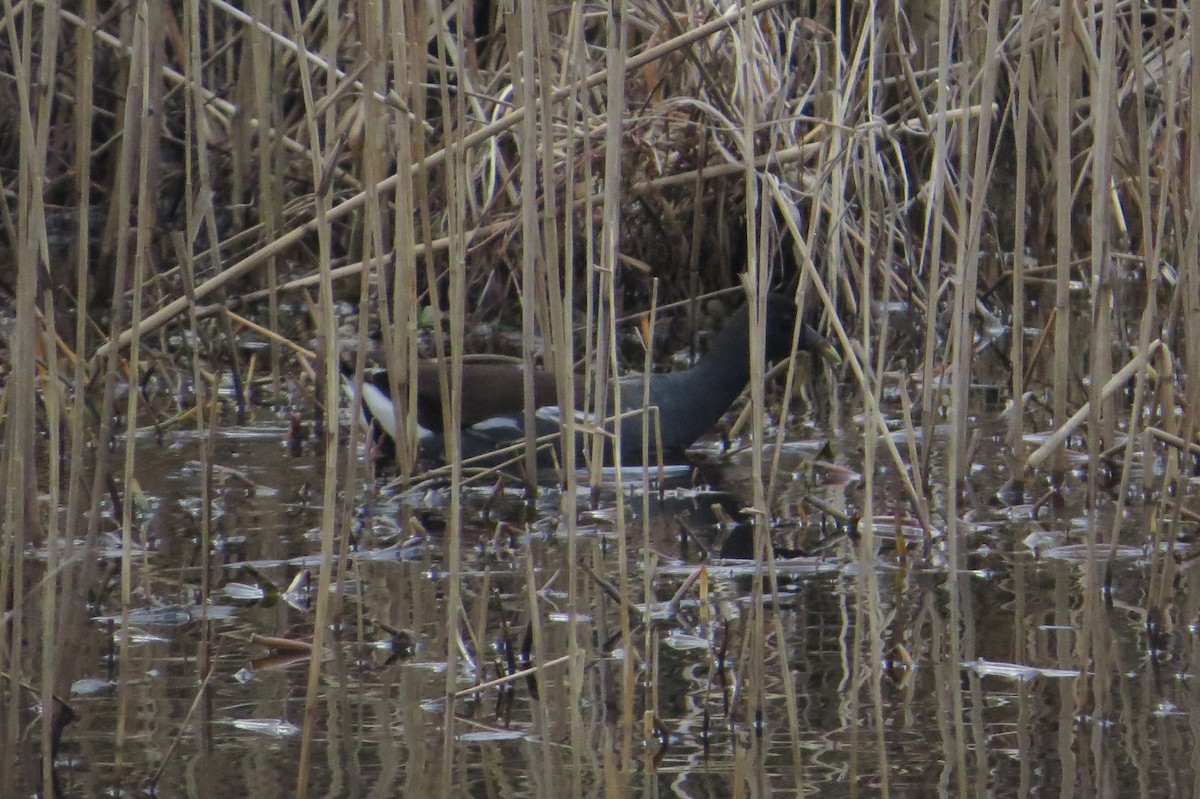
left=33, top=358, right=1200, bottom=799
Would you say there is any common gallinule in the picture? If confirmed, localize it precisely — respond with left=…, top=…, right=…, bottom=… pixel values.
left=343, top=293, right=836, bottom=467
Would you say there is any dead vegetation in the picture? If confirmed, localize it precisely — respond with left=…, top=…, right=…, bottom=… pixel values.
left=1, top=0, right=1198, bottom=796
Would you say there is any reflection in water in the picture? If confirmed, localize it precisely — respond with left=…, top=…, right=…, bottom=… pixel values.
left=24, top=408, right=1200, bottom=799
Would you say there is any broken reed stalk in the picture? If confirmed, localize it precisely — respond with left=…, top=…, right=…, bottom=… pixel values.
left=1023, top=341, right=1162, bottom=471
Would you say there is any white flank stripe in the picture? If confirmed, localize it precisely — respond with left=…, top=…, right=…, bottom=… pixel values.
left=346, top=377, right=432, bottom=441
left=359, top=381, right=398, bottom=439
left=469, top=416, right=521, bottom=436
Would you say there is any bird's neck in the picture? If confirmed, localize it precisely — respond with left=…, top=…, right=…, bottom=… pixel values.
left=690, top=324, right=755, bottom=389
left=670, top=341, right=755, bottom=411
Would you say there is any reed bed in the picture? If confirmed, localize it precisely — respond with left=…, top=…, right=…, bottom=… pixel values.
left=1, top=0, right=1197, bottom=796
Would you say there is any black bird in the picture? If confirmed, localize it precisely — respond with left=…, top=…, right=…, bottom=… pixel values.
left=343, top=293, right=837, bottom=467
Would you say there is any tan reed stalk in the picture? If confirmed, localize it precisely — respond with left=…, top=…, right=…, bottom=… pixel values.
left=743, top=275, right=770, bottom=793
left=1050, top=0, right=1075, bottom=484
left=856, top=284, right=888, bottom=798
left=382, top=2, right=423, bottom=481
left=1150, top=353, right=1181, bottom=618
left=933, top=0, right=965, bottom=790
left=180, top=0, right=220, bottom=758
left=0, top=255, right=32, bottom=790
left=515, top=0, right=541, bottom=489
left=1008, top=0, right=1037, bottom=496
left=1077, top=0, right=1122, bottom=722
left=949, top=0, right=1004, bottom=789
left=1004, top=4, right=1040, bottom=713
left=1127, top=8, right=1175, bottom=619
left=858, top=24, right=894, bottom=795
left=916, top=8, right=952, bottom=488
left=581, top=179, right=604, bottom=489
left=753, top=289, right=776, bottom=757
left=247, top=0, right=286, bottom=399
left=434, top=3, right=472, bottom=791
left=556, top=7, right=590, bottom=788
left=331, top=256, right=367, bottom=609
left=112, top=0, right=164, bottom=776
left=643, top=633, right=660, bottom=775
left=3, top=0, right=61, bottom=791
left=598, top=2, right=633, bottom=786
left=71, top=4, right=137, bottom=789
left=290, top=1, right=340, bottom=794
left=1047, top=0, right=1090, bottom=722
left=37, top=292, right=66, bottom=795
left=733, top=2, right=775, bottom=783
left=522, top=517, right=554, bottom=786
left=1139, top=25, right=1181, bottom=505
left=530, top=0, right=567, bottom=441
left=413, top=0, right=457, bottom=499
left=638, top=285, right=659, bottom=763
left=57, top=0, right=97, bottom=704
left=758, top=15, right=821, bottom=515
left=20, top=2, right=98, bottom=790
left=180, top=244, right=217, bottom=677
left=332, top=9, right=385, bottom=615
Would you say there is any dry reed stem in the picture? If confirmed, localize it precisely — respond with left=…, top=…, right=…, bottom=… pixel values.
left=290, top=3, right=341, bottom=794
left=1024, top=340, right=1163, bottom=471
